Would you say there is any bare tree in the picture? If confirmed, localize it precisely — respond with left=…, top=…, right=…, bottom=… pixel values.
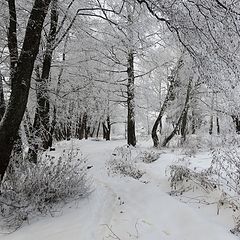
left=0, top=0, right=52, bottom=180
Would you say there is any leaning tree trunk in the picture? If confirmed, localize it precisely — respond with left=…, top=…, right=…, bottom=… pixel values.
left=151, top=54, right=184, bottom=147
left=162, top=78, right=192, bottom=147
left=127, top=49, right=136, bottom=146
left=0, top=0, right=52, bottom=180
left=152, top=76, right=175, bottom=147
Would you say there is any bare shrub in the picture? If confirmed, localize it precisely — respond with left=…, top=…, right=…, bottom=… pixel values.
left=208, top=148, right=240, bottom=234
left=139, top=151, right=160, bottom=163
left=168, top=148, right=240, bottom=234
left=107, top=146, right=145, bottom=180
left=168, top=165, right=216, bottom=195
left=209, top=148, right=240, bottom=194
left=0, top=149, right=91, bottom=231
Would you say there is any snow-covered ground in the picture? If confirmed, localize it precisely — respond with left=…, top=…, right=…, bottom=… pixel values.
left=1, top=139, right=239, bottom=240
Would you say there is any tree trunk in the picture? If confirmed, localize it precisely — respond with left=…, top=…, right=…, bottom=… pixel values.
left=78, top=114, right=84, bottom=140
left=96, top=121, right=101, bottom=138
left=102, top=122, right=107, bottom=139
left=33, top=0, right=58, bottom=150
left=232, top=116, right=240, bottom=134
left=80, top=112, right=87, bottom=139
left=127, top=49, right=136, bottom=146
left=180, top=105, right=189, bottom=142
left=102, top=116, right=111, bottom=141
left=216, top=116, right=220, bottom=135
left=209, top=115, right=213, bottom=135
left=162, top=78, right=192, bottom=147
left=152, top=76, right=175, bottom=147
left=0, top=0, right=52, bottom=180
left=106, top=115, right=111, bottom=141
left=151, top=55, right=184, bottom=147
left=77, top=114, right=83, bottom=139
left=191, top=110, right=196, bottom=134
left=0, top=73, right=5, bottom=121
left=90, top=126, right=96, bottom=138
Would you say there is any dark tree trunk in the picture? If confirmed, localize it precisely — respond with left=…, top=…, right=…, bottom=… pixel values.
left=0, top=0, right=52, bottom=180
left=80, top=112, right=87, bottom=140
left=180, top=106, right=189, bottom=142
left=90, top=126, right=96, bottom=138
left=83, top=113, right=88, bottom=139
left=33, top=0, right=58, bottom=150
left=96, top=121, right=101, bottom=138
left=152, top=76, right=175, bottom=147
left=191, top=110, right=196, bottom=134
left=209, top=115, right=213, bottom=135
left=66, top=121, right=71, bottom=140
left=232, top=116, right=240, bottom=134
left=127, top=50, right=136, bottom=146
left=85, top=126, right=90, bottom=140
left=216, top=116, right=220, bottom=135
left=106, top=115, right=111, bottom=141
left=77, top=114, right=83, bottom=139
left=48, top=105, right=57, bottom=147
left=78, top=114, right=84, bottom=140
left=102, top=123, right=106, bottom=139
left=0, top=73, right=5, bottom=121
left=102, top=116, right=111, bottom=141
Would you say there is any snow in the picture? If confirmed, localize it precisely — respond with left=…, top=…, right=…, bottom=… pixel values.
left=1, top=139, right=238, bottom=240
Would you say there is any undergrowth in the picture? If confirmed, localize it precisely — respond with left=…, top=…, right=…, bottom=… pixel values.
left=0, top=148, right=91, bottom=231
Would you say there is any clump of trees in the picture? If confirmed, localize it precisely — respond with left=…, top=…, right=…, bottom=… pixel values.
left=1, top=0, right=240, bottom=182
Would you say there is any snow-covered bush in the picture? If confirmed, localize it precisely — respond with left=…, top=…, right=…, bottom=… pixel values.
left=168, top=148, right=240, bottom=234
left=139, top=150, right=160, bottom=163
left=209, top=148, right=240, bottom=194
left=168, top=165, right=216, bottom=195
left=107, top=146, right=144, bottom=179
left=0, top=149, right=91, bottom=230
left=180, top=133, right=240, bottom=155
left=208, top=148, right=240, bottom=234
left=180, top=135, right=200, bottom=156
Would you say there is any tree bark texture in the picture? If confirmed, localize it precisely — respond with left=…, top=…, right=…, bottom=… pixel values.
left=33, top=0, right=58, bottom=150
left=0, top=0, right=52, bottom=180
left=127, top=50, right=136, bottom=146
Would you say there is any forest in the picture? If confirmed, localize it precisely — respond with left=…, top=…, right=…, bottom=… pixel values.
left=1, top=0, right=240, bottom=239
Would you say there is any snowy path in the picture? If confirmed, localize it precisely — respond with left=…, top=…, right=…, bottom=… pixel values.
left=1, top=139, right=238, bottom=240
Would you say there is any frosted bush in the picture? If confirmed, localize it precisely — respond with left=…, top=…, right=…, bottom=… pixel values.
left=168, top=148, right=240, bottom=234
left=209, top=148, right=240, bottom=234
left=209, top=148, right=240, bottom=194
left=107, top=146, right=144, bottom=179
left=139, top=150, right=160, bottom=163
left=168, top=165, right=216, bottom=195
left=0, top=149, right=91, bottom=230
